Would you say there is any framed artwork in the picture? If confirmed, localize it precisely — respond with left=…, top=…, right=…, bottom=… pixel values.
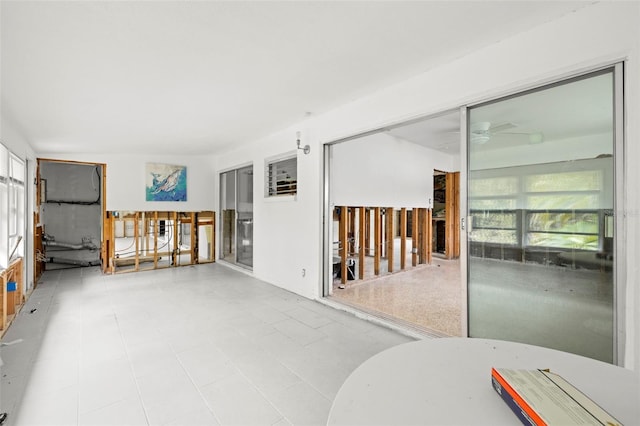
left=146, top=163, right=187, bottom=201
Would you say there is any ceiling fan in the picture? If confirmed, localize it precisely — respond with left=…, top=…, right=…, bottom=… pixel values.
left=470, top=121, right=543, bottom=145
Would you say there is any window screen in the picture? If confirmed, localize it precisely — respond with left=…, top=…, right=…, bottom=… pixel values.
left=266, top=156, right=297, bottom=197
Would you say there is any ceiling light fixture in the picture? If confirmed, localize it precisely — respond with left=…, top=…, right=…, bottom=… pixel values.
left=297, top=131, right=310, bottom=155
left=528, top=132, right=544, bottom=144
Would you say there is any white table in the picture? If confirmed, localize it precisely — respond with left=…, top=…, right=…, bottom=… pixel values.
left=328, top=338, right=639, bottom=425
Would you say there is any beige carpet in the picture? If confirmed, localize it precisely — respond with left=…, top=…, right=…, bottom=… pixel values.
left=330, top=256, right=462, bottom=337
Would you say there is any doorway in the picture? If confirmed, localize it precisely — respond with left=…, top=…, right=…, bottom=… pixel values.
left=220, top=165, right=254, bottom=268
left=36, top=159, right=105, bottom=271
left=467, top=66, right=622, bottom=363
left=324, top=110, right=463, bottom=336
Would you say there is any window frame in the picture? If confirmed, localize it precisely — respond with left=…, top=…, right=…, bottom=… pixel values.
left=264, top=152, right=298, bottom=199
left=470, top=165, right=608, bottom=252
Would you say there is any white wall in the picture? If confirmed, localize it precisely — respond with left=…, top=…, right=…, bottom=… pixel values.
left=331, top=132, right=456, bottom=208
left=216, top=2, right=639, bottom=370
left=38, top=153, right=216, bottom=211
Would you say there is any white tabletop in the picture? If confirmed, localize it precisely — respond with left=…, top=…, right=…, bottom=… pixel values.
left=327, top=337, right=639, bottom=425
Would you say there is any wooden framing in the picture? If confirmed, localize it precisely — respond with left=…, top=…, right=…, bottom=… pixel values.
left=365, top=208, right=371, bottom=256
left=412, top=208, right=418, bottom=267
left=196, top=211, right=216, bottom=264
left=0, top=257, right=24, bottom=337
left=426, top=208, right=433, bottom=265
left=153, top=211, right=159, bottom=269
left=386, top=208, right=394, bottom=273
left=400, top=208, right=407, bottom=270
left=106, top=210, right=216, bottom=274
left=34, top=215, right=44, bottom=285
left=374, top=207, right=381, bottom=275
left=339, top=206, right=348, bottom=284
left=349, top=207, right=356, bottom=256
left=331, top=205, right=436, bottom=286
left=358, top=207, right=366, bottom=279
left=445, top=171, right=461, bottom=259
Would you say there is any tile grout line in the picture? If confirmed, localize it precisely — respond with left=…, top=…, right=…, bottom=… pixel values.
left=109, top=277, right=152, bottom=426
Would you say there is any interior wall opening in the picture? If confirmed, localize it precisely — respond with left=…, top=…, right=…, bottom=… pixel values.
left=324, top=110, right=464, bottom=337
left=36, top=159, right=105, bottom=274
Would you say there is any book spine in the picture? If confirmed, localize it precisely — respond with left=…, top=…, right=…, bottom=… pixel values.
left=491, top=368, right=546, bottom=426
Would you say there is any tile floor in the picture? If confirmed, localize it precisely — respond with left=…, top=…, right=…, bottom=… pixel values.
left=0, top=264, right=414, bottom=426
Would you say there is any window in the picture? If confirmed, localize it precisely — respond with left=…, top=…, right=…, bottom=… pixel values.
left=8, top=154, right=25, bottom=262
left=0, top=146, right=7, bottom=267
left=469, top=176, right=518, bottom=245
left=524, top=170, right=602, bottom=250
left=265, top=155, right=297, bottom=197
left=470, top=167, right=606, bottom=251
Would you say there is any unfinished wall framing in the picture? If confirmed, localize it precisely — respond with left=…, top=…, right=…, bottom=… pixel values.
left=333, top=206, right=432, bottom=285
left=104, top=210, right=215, bottom=274
left=445, top=171, right=460, bottom=259
left=0, top=257, right=24, bottom=336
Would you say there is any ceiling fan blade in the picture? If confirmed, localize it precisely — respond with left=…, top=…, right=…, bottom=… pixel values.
left=488, top=122, right=517, bottom=133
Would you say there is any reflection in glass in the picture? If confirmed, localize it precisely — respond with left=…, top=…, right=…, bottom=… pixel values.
left=236, top=165, right=254, bottom=268
left=467, top=70, right=615, bottom=363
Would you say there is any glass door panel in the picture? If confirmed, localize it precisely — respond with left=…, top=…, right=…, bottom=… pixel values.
left=220, top=170, right=236, bottom=263
left=236, top=165, right=254, bottom=268
left=467, top=69, right=617, bottom=363
left=219, top=166, right=253, bottom=268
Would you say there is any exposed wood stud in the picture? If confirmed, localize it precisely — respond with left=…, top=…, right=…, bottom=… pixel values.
left=423, top=208, right=428, bottom=264
left=400, top=208, right=407, bottom=270
left=412, top=208, right=418, bottom=267
left=153, top=212, right=159, bottom=269
left=427, top=208, right=433, bottom=265
left=374, top=207, right=381, bottom=275
left=212, top=212, right=216, bottom=262
left=190, top=212, right=197, bottom=264
left=349, top=207, right=356, bottom=256
left=365, top=208, right=371, bottom=256
left=445, top=171, right=461, bottom=259
left=173, top=212, right=179, bottom=266
left=387, top=207, right=394, bottom=273
left=359, top=207, right=366, bottom=279
left=339, top=206, right=348, bottom=284
left=134, top=212, right=140, bottom=271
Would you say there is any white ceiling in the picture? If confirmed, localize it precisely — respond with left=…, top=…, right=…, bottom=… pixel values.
left=1, top=1, right=591, bottom=156
left=385, top=69, right=614, bottom=155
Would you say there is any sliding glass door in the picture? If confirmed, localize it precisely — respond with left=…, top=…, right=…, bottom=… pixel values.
left=220, top=165, right=253, bottom=268
left=467, top=67, right=621, bottom=363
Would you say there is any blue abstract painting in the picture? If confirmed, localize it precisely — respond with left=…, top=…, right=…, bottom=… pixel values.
left=146, top=163, right=187, bottom=201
